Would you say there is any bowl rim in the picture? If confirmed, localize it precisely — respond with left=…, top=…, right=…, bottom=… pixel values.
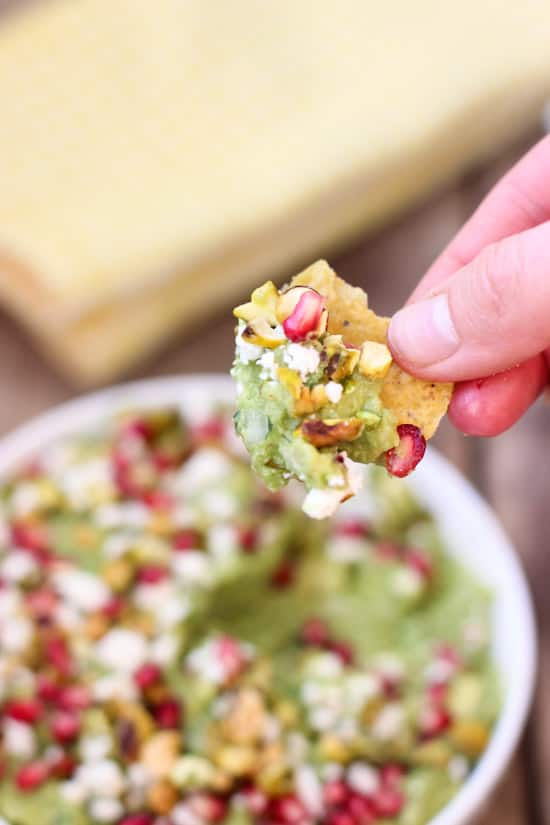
left=0, top=373, right=536, bottom=825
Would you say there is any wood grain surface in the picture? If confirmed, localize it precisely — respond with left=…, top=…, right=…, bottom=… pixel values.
left=0, top=96, right=544, bottom=824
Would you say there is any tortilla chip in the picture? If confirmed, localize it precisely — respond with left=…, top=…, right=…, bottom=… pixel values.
left=291, top=260, right=452, bottom=439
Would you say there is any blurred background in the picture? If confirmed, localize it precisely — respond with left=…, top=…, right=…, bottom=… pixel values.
left=0, top=2, right=549, bottom=822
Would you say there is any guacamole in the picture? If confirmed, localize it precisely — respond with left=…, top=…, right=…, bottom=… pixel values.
left=231, top=268, right=447, bottom=519
left=0, top=405, right=497, bottom=825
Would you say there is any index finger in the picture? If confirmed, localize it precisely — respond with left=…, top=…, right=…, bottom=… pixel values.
left=411, top=134, right=550, bottom=301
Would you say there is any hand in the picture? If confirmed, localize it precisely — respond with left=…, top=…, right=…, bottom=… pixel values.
left=388, top=135, right=550, bottom=436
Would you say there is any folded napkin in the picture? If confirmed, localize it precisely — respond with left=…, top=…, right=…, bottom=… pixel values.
left=0, top=0, right=549, bottom=382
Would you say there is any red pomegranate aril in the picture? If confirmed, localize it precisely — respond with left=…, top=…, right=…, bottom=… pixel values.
left=270, top=561, right=295, bottom=589
left=405, top=548, right=433, bottom=580
left=134, top=662, right=163, bottom=690
left=173, top=529, right=202, bottom=551
left=374, top=540, right=402, bottom=560
left=120, top=418, right=153, bottom=442
left=435, top=643, right=462, bottom=669
left=347, top=794, right=376, bottom=824
left=335, top=519, right=369, bottom=539
left=427, top=682, right=448, bottom=704
left=282, top=289, right=327, bottom=342
left=385, top=424, right=426, bottom=478
left=36, top=674, right=61, bottom=703
left=51, top=711, right=81, bottom=743
left=5, top=698, right=43, bottom=724
left=190, top=793, right=228, bottom=823
left=239, top=785, right=268, bottom=815
left=11, top=522, right=50, bottom=554
left=238, top=526, right=258, bottom=553
left=49, top=751, right=77, bottom=779
left=45, top=637, right=73, bottom=676
left=372, top=787, right=405, bottom=818
left=15, top=761, right=50, bottom=791
left=269, top=794, right=309, bottom=824
left=380, top=763, right=405, bottom=789
left=301, top=617, right=331, bottom=647
left=192, top=417, right=226, bottom=444
left=101, top=596, right=125, bottom=618
left=25, top=588, right=58, bottom=619
left=58, top=684, right=91, bottom=712
left=323, top=780, right=350, bottom=807
left=327, top=811, right=356, bottom=825
left=153, top=698, right=182, bottom=729
left=141, top=490, right=173, bottom=510
left=136, top=565, right=168, bottom=584
left=327, top=640, right=354, bottom=666
left=216, top=635, right=248, bottom=681
left=419, top=705, right=452, bottom=739
left=118, top=814, right=155, bottom=825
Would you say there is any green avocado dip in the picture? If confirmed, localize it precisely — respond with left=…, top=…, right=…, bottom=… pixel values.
left=231, top=270, right=447, bottom=520
left=0, top=404, right=498, bottom=825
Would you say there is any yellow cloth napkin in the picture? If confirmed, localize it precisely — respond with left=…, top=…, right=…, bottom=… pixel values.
left=0, top=0, right=549, bottom=382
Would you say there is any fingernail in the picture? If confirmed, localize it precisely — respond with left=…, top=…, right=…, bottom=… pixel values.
left=388, top=294, right=460, bottom=368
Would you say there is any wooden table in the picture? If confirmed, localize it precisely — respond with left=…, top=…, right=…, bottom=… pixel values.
left=0, top=132, right=546, bottom=825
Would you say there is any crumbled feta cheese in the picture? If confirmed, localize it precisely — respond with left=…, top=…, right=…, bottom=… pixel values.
left=53, top=568, right=110, bottom=613
left=95, top=502, right=150, bottom=529
left=235, top=324, right=264, bottom=364
left=309, top=705, right=339, bottom=731
left=303, top=652, right=343, bottom=680
left=448, top=755, right=469, bottom=783
left=0, top=551, right=38, bottom=583
left=157, top=595, right=192, bottom=628
left=171, top=802, right=202, bottom=825
left=322, top=763, right=344, bottom=782
left=371, top=702, right=406, bottom=740
left=207, top=524, right=238, bottom=561
left=325, top=381, right=343, bottom=404
left=424, top=658, right=456, bottom=684
left=80, top=735, right=113, bottom=762
left=60, top=779, right=88, bottom=805
left=258, top=351, right=278, bottom=379
left=3, top=718, right=36, bottom=758
left=61, top=457, right=114, bottom=508
left=392, top=567, right=424, bottom=598
left=327, top=536, right=367, bottom=563
left=92, top=673, right=138, bottom=703
left=295, top=764, right=324, bottom=816
left=89, top=797, right=124, bottom=823
left=302, top=488, right=344, bottom=520
left=102, top=531, right=137, bottom=559
left=171, top=448, right=232, bottom=494
left=74, top=759, right=126, bottom=797
left=0, top=590, right=20, bottom=619
left=150, top=633, right=180, bottom=667
left=171, top=552, right=213, bottom=587
left=10, top=482, right=43, bottom=517
left=0, top=616, right=33, bottom=652
left=347, top=762, right=380, bottom=795
left=95, top=628, right=149, bottom=673
left=283, top=343, right=321, bottom=379
left=202, top=490, right=238, bottom=520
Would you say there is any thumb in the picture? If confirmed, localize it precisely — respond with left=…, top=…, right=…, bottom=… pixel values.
left=388, top=220, right=550, bottom=382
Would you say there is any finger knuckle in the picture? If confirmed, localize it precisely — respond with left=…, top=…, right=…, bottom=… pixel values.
left=474, top=240, right=524, bottom=323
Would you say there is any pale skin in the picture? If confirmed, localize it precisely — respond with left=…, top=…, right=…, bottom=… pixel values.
left=388, top=135, right=550, bottom=437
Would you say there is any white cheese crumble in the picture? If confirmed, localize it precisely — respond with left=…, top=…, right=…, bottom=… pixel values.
left=3, top=718, right=37, bottom=758
left=88, top=797, right=124, bottom=823
left=392, top=567, right=424, bottom=598
left=74, top=759, right=126, bottom=797
left=371, top=702, right=406, bottom=740
left=257, top=351, right=278, bottom=379
left=283, top=343, right=321, bottom=379
left=235, top=324, right=264, bottom=364
left=0, top=551, right=38, bottom=583
left=94, top=628, right=149, bottom=673
left=0, top=616, right=33, bottom=653
left=325, top=381, right=343, bottom=403
left=53, top=568, right=110, bottom=613
left=347, top=762, right=380, bottom=795
left=295, top=764, right=324, bottom=816
left=171, top=448, right=232, bottom=494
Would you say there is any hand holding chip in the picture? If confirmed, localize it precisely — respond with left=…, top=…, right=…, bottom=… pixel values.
left=388, top=135, right=550, bottom=437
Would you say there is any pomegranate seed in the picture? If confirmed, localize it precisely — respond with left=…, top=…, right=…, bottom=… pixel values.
left=51, top=711, right=81, bottom=743
left=427, top=682, right=448, bottom=704
left=327, top=640, right=354, bottom=666
left=141, top=490, right=173, bottom=509
left=10, top=522, right=50, bottom=554
left=5, top=698, right=43, bottom=724
left=300, top=617, right=331, bottom=647
left=120, top=418, right=153, bottom=442
left=216, top=636, right=248, bottom=682
left=134, top=662, right=163, bottom=690
left=239, top=785, right=268, bottom=815
left=238, top=526, right=258, bottom=553
left=173, top=529, right=202, bottom=551
left=49, top=751, right=77, bottom=779
left=379, top=673, right=401, bottom=699
left=58, top=684, right=91, bottom=712
left=282, top=288, right=327, bottom=342
left=335, top=519, right=369, bottom=539
left=372, top=787, right=405, bottom=818
left=385, top=424, right=426, bottom=478
left=45, top=637, right=73, bottom=676
left=418, top=704, right=452, bottom=739
left=192, top=417, right=226, bottom=444
left=374, top=540, right=402, bottom=560
left=435, top=643, right=463, bottom=669
left=405, top=548, right=433, bottom=580
left=25, top=588, right=58, bottom=620
left=189, top=793, right=228, bottom=823
left=36, top=674, right=61, bottom=703
left=153, top=697, right=182, bottom=729
left=327, top=812, right=355, bottom=825
left=269, top=794, right=309, bottom=824
left=270, top=561, right=295, bottom=589
left=152, top=449, right=179, bottom=471
left=15, top=761, right=50, bottom=791
left=323, top=780, right=350, bottom=807
left=380, top=764, right=405, bottom=788
left=101, top=596, right=125, bottom=618
left=347, top=794, right=376, bottom=824
left=136, top=565, right=168, bottom=584
left=118, top=814, right=154, bottom=825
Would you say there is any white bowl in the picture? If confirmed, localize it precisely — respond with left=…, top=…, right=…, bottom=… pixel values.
left=0, top=375, right=536, bottom=825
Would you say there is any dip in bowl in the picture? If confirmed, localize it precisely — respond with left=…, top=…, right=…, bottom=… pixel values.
left=0, top=376, right=535, bottom=825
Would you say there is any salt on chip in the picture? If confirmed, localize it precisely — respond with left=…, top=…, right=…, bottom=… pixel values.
left=290, top=260, right=452, bottom=440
